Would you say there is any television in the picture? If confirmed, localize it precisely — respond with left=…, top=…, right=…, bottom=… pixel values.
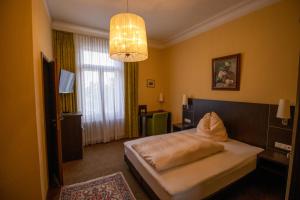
left=59, top=69, right=75, bottom=94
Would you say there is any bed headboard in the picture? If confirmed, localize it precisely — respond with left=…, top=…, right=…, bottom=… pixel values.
left=185, top=98, right=294, bottom=149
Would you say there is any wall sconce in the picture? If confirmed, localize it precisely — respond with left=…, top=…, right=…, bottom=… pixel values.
left=159, top=92, right=164, bottom=103
left=276, top=99, right=291, bottom=126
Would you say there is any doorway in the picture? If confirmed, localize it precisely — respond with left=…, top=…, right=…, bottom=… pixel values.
left=42, top=53, right=64, bottom=187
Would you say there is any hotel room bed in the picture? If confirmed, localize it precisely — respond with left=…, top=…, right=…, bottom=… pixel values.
left=124, top=128, right=263, bottom=200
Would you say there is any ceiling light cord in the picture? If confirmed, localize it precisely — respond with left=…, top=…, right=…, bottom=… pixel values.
left=126, top=0, right=128, bottom=13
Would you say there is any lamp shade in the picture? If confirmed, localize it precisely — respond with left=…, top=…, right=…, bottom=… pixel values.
left=109, top=13, right=148, bottom=62
left=182, top=94, right=188, bottom=105
left=276, top=99, right=291, bottom=119
left=159, top=93, right=164, bottom=103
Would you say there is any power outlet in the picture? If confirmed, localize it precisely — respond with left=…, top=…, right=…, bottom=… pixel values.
left=275, top=142, right=292, bottom=151
left=184, top=118, right=192, bottom=124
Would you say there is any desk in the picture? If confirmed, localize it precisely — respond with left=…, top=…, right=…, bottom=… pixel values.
left=139, top=110, right=172, bottom=137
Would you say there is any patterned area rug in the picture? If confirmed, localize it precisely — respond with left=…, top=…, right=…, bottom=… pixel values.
left=60, top=172, right=136, bottom=200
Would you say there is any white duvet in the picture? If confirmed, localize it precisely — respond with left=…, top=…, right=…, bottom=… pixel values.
left=132, top=132, right=224, bottom=171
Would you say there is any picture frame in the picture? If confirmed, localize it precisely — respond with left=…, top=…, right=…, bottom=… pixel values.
left=146, top=79, right=155, bottom=88
left=212, top=53, right=241, bottom=91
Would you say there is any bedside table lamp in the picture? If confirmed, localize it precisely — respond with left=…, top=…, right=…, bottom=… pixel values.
left=276, top=99, right=291, bottom=126
left=159, top=93, right=164, bottom=103
left=158, top=93, right=164, bottom=110
left=182, top=94, right=188, bottom=109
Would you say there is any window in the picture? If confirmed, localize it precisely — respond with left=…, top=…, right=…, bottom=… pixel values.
left=79, top=50, right=124, bottom=121
left=83, top=50, right=115, bottom=67
left=75, top=35, right=124, bottom=144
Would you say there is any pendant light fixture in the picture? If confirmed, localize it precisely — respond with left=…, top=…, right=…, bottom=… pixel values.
left=109, top=0, right=148, bottom=62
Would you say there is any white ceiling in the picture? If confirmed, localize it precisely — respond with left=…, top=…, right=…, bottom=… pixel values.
left=46, top=0, right=278, bottom=46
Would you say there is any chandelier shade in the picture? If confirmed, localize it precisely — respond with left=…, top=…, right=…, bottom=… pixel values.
left=109, top=13, right=148, bottom=62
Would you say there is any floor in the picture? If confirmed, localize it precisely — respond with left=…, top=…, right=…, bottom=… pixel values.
left=48, top=139, right=149, bottom=200
left=48, top=139, right=286, bottom=200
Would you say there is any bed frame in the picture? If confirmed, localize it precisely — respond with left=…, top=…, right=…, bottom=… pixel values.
left=125, top=98, right=295, bottom=199
left=124, top=154, right=257, bottom=200
left=124, top=155, right=160, bottom=200
left=187, top=98, right=294, bottom=149
left=189, top=99, right=268, bottom=147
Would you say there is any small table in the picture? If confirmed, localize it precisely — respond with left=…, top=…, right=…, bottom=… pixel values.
left=173, top=123, right=194, bottom=132
left=257, top=149, right=289, bottom=178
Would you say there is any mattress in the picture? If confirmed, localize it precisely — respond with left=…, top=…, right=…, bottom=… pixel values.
left=124, top=128, right=264, bottom=200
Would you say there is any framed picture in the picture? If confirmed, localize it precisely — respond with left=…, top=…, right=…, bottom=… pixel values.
left=146, top=79, right=155, bottom=88
left=212, top=53, right=241, bottom=90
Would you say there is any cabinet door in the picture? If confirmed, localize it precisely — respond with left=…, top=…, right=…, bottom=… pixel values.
left=61, top=115, right=82, bottom=162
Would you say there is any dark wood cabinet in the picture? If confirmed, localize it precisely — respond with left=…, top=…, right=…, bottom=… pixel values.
left=61, top=112, right=83, bottom=162
left=257, top=150, right=289, bottom=178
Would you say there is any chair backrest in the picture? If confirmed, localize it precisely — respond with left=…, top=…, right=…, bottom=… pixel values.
left=152, top=112, right=168, bottom=134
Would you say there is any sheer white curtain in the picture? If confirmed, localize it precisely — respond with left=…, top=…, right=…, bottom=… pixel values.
left=74, top=34, right=125, bottom=145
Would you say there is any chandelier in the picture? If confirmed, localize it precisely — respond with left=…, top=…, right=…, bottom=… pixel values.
left=109, top=0, right=148, bottom=62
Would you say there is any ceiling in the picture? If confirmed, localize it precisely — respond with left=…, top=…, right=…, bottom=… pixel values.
left=46, top=0, right=278, bottom=45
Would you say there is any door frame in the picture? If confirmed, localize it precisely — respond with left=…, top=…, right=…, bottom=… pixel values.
left=42, top=52, right=64, bottom=186
left=286, top=56, right=300, bottom=200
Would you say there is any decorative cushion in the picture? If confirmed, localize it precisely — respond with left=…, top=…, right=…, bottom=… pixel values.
left=196, top=112, right=228, bottom=142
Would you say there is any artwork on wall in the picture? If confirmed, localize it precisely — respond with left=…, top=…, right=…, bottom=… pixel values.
left=212, top=53, right=241, bottom=90
left=146, top=79, right=155, bottom=88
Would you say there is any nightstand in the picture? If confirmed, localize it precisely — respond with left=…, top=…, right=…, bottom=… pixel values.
left=173, top=123, right=194, bottom=132
left=257, top=149, right=289, bottom=178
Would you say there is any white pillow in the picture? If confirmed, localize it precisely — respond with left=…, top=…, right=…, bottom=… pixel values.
left=196, top=112, right=228, bottom=142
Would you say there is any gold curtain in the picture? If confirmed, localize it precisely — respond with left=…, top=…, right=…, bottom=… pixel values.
left=53, top=30, right=77, bottom=113
left=124, top=62, right=139, bottom=138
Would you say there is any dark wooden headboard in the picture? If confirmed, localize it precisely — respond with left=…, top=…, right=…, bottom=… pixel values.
left=185, top=98, right=294, bottom=149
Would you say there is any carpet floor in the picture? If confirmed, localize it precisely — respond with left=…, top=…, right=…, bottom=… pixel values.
left=59, top=172, right=136, bottom=200
left=48, top=139, right=286, bottom=200
left=48, top=139, right=149, bottom=200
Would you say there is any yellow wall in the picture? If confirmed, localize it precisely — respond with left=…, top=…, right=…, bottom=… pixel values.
left=32, top=0, right=53, bottom=198
left=0, top=0, right=53, bottom=199
left=139, top=47, right=169, bottom=111
left=0, top=0, right=43, bottom=199
left=163, top=0, right=300, bottom=123
left=0, top=0, right=299, bottom=198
